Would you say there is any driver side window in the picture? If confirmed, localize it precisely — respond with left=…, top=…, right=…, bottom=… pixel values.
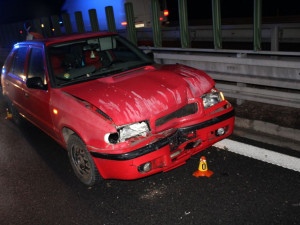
left=28, top=48, right=47, bottom=85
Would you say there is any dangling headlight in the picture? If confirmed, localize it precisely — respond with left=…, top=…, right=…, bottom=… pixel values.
left=105, top=121, right=150, bottom=144
left=201, top=90, right=225, bottom=109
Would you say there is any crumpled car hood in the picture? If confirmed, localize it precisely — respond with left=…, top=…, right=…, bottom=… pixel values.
left=61, top=64, right=215, bottom=125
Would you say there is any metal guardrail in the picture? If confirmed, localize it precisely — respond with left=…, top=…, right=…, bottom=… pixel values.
left=135, top=23, right=300, bottom=42
left=141, top=47, right=300, bottom=109
left=216, top=83, right=300, bottom=108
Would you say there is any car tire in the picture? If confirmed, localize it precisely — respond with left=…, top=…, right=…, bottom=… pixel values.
left=67, top=134, right=101, bottom=186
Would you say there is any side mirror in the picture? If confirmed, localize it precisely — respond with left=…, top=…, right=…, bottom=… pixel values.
left=26, top=77, right=47, bottom=90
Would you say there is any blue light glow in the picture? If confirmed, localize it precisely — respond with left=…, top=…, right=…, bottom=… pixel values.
left=62, top=0, right=126, bottom=31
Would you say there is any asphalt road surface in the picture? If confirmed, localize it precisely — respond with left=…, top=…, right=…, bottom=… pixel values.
left=0, top=95, right=299, bottom=225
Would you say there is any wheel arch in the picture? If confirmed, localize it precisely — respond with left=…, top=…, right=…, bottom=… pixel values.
left=62, top=126, right=76, bottom=145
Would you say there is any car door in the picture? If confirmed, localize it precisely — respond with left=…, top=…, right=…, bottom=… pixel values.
left=23, top=46, right=56, bottom=138
left=4, top=46, right=29, bottom=115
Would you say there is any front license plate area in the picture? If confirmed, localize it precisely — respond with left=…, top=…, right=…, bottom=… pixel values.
left=168, top=130, right=196, bottom=151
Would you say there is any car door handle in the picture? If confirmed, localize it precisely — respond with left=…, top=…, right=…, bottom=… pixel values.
left=24, top=92, right=29, bottom=98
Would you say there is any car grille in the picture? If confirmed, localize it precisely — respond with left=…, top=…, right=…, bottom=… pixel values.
left=155, top=103, right=198, bottom=127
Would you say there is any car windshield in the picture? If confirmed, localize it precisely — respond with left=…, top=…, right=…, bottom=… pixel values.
left=47, top=35, right=153, bottom=87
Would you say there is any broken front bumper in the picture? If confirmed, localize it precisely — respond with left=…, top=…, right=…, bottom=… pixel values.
left=90, top=109, right=235, bottom=180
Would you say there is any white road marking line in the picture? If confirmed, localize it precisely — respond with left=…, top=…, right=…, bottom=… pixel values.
left=213, top=139, right=300, bottom=172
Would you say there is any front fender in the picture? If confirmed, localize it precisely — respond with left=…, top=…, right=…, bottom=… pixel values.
left=50, top=89, right=116, bottom=149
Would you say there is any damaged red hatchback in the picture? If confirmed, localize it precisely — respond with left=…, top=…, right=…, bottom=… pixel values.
left=1, top=32, right=234, bottom=186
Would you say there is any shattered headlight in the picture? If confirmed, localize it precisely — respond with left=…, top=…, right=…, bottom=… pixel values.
left=105, top=121, right=150, bottom=144
left=201, top=90, right=225, bottom=109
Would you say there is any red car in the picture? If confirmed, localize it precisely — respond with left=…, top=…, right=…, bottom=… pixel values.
left=1, top=32, right=234, bottom=186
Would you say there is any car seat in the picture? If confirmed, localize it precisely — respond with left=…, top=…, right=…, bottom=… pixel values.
left=51, top=55, right=64, bottom=75
left=84, top=50, right=102, bottom=69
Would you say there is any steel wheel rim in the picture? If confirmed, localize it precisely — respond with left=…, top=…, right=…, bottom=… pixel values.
left=70, top=144, right=91, bottom=180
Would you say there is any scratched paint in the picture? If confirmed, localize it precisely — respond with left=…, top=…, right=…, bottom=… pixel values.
left=156, top=91, right=169, bottom=103
left=131, top=91, right=169, bottom=117
left=175, top=90, right=182, bottom=104
left=124, top=102, right=143, bottom=120
left=183, top=78, right=199, bottom=96
left=176, top=66, right=214, bottom=94
left=98, top=99, right=121, bottom=113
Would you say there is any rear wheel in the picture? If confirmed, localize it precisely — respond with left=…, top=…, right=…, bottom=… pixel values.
left=67, top=134, right=101, bottom=186
left=7, top=101, right=23, bottom=125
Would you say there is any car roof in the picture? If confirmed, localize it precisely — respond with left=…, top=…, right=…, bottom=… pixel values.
left=17, top=31, right=117, bottom=47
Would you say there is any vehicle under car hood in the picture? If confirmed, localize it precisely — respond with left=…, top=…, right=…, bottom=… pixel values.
left=61, top=64, right=215, bottom=125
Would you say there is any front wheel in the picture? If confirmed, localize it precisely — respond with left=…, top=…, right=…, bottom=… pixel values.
left=67, top=134, right=101, bottom=186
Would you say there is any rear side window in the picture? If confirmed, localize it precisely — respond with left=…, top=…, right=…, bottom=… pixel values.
left=8, top=47, right=28, bottom=78
left=28, top=48, right=46, bottom=84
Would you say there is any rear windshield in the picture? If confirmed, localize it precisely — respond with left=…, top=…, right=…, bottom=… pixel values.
left=47, top=35, right=153, bottom=87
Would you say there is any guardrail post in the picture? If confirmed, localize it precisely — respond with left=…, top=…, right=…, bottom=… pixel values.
left=3, top=24, right=14, bottom=47
left=1, top=25, right=8, bottom=47
left=75, top=11, right=85, bottom=33
left=253, top=0, right=262, bottom=51
left=212, top=0, right=222, bottom=49
left=178, top=0, right=190, bottom=48
left=105, top=6, right=117, bottom=33
left=51, top=15, right=62, bottom=36
left=236, top=83, right=246, bottom=105
left=62, top=13, right=73, bottom=34
left=0, top=25, right=8, bottom=46
left=151, top=0, right=162, bottom=47
left=125, top=2, right=137, bottom=46
left=33, top=18, right=43, bottom=36
left=14, top=22, right=24, bottom=42
left=41, top=17, right=52, bottom=37
left=271, top=25, right=279, bottom=51
left=89, top=9, right=100, bottom=32
left=18, top=22, right=25, bottom=42
left=0, top=26, right=5, bottom=46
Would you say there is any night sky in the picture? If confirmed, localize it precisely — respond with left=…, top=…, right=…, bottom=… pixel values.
left=167, top=0, right=300, bottom=24
left=0, top=0, right=299, bottom=25
left=0, top=0, right=65, bottom=24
